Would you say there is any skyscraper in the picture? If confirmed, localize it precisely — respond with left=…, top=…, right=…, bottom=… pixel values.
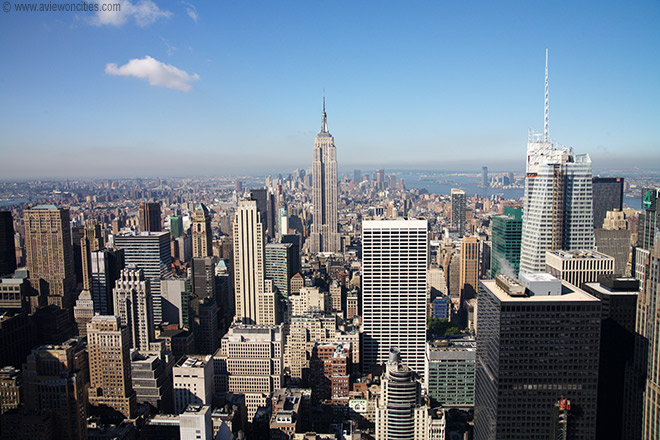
left=635, top=235, right=660, bottom=440
left=192, top=203, right=213, bottom=258
left=459, top=236, right=479, bottom=306
left=87, top=315, right=136, bottom=419
left=475, top=274, right=600, bottom=439
left=639, top=187, right=659, bottom=251
left=24, top=205, right=76, bottom=309
left=0, top=211, right=17, bottom=277
left=232, top=197, right=275, bottom=325
left=169, top=216, right=184, bottom=239
left=90, top=248, right=124, bottom=315
left=139, top=202, right=161, bottom=232
left=81, top=219, right=104, bottom=291
left=491, top=206, right=523, bottom=278
left=249, top=188, right=273, bottom=241
left=362, top=219, right=427, bottom=376
left=450, top=189, right=466, bottom=237
left=190, top=256, right=218, bottom=352
left=112, top=268, right=156, bottom=351
left=265, top=243, right=294, bottom=299
left=592, top=177, right=624, bottom=228
left=196, top=298, right=219, bottom=354
left=311, top=96, right=341, bottom=254
left=520, top=51, right=594, bottom=274
left=114, top=231, right=171, bottom=325
left=481, top=166, right=488, bottom=188
left=276, top=195, right=288, bottom=241
left=192, top=256, right=216, bottom=301
left=281, top=234, right=301, bottom=276
left=633, top=188, right=659, bottom=288
left=582, top=275, right=639, bottom=440
left=22, top=339, right=88, bottom=440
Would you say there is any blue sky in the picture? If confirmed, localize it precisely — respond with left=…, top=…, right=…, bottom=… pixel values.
left=1, top=0, right=658, bottom=179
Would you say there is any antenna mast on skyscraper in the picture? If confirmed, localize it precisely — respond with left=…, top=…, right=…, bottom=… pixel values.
left=321, top=89, right=328, bottom=133
left=544, top=48, right=549, bottom=142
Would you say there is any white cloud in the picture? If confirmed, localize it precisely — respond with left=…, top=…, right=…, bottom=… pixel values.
left=105, top=56, right=199, bottom=92
left=182, top=1, right=198, bottom=22
left=94, top=0, right=172, bottom=27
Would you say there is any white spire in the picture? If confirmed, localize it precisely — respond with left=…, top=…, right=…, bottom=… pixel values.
left=544, top=48, right=549, bottom=142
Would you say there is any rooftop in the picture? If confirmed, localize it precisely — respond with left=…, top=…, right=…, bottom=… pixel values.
left=363, top=218, right=427, bottom=229
left=115, top=230, right=170, bottom=238
left=548, top=249, right=613, bottom=260
left=175, top=355, right=210, bottom=369
left=583, top=278, right=640, bottom=296
left=480, top=278, right=599, bottom=303
left=428, top=337, right=476, bottom=360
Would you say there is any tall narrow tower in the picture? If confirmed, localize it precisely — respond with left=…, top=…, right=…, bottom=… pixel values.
left=192, top=203, right=213, bottom=258
left=520, top=50, right=594, bottom=274
left=81, top=219, right=104, bottom=291
left=232, top=197, right=276, bottom=325
left=311, top=94, right=341, bottom=254
left=451, top=189, right=467, bottom=237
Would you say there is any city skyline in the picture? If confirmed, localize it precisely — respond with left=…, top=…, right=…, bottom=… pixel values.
left=2, top=3, right=660, bottom=437
left=1, top=1, right=659, bottom=179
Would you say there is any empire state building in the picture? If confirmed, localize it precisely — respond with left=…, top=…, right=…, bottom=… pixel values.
left=310, top=96, right=341, bottom=254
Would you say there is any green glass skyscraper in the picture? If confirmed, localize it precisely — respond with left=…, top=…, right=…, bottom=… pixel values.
left=491, top=207, right=522, bottom=278
left=170, top=216, right=184, bottom=239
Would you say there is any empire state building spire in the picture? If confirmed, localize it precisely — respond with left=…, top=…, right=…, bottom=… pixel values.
left=321, top=90, right=328, bottom=134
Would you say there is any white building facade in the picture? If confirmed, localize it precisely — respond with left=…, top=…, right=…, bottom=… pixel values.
left=362, top=219, right=428, bottom=377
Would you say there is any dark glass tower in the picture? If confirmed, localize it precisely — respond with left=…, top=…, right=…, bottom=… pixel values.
left=582, top=275, right=639, bottom=440
left=139, top=202, right=162, bottom=232
left=0, top=211, right=16, bottom=277
left=475, top=276, right=601, bottom=440
left=592, top=177, right=624, bottom=228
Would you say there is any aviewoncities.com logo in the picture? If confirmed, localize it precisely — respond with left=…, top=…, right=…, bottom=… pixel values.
left=3, top=1, right=121, bottom=13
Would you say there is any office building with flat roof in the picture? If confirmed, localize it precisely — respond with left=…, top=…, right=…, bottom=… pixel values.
left=475, top=274, right=601, bottom=439
left=546, top=249, right=614, bottom=288
left=425, top=337, right=475, bottom=407
left=214, top=324, right=284, bottom=420
left=173, top=355, right=214, bottom=414
left=362, top=219, right=427, bottom=377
